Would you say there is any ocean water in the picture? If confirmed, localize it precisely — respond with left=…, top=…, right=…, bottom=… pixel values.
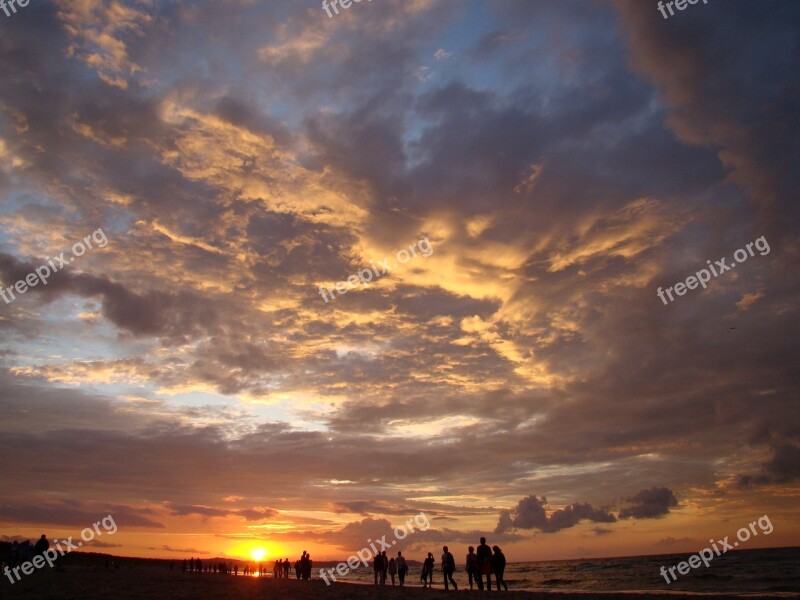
left=330, top=547, right=800, bottom=595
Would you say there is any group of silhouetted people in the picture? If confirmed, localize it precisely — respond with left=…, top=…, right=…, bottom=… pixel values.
left=465, top=537, right=508, bottom=591
left=175, top=538, right=507, bottom=589
left=183, top=558, right=256, bottom=575
left=3, top=535, right=50, bottom=571
left=273, top=552, right=312, bottom=580
left=371, top=539, right=507, bottom=591
left=295, top=551, right=313, bottom=580
left=372, top=550, right=409, bottom=586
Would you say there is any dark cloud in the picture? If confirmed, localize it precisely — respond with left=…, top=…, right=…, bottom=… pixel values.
left=0, top=500, right=164, bottom=529
left=737, top=436, right=800, bottom=487
left=495, top=495, right=616, bottom=534
left=618, top=487, right=678, bottom=520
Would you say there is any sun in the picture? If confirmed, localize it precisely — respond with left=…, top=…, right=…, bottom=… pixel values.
left=251, top=548, right=267, bottom=562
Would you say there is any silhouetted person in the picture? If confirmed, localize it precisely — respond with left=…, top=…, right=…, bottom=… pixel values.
left=372, top=553, right=382, bottom=585
left=396, top=551, right=408, bottom=587
left=388, top=556, right=397, bottom=585
left=442, top=546, right=457, bottom=591
left=34, top=535, right=49, bottom=556
left=492, top=546, right=508, bottom=591
left=466, top=545, right=478, bottom=589
left=9, top=541, right=19, bottom=568
left=284, top=557, right=291, bottom=578
left=423, top=552, right=434, bottom=588
left=380, top=550, right=388, bottom=585
left=190, top=557, right=195, bottom=573
left=196, top=558, right=202, bottom=573
left=476, top=537, right=492, bottom=590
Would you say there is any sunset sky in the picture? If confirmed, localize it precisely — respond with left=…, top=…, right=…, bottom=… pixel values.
left=1, top=0, right=798, bottom=564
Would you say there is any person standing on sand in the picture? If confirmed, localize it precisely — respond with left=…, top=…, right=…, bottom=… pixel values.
left=476, top=537, right=492, bottom=590
left=423, top=552, right=435, bottom=588
left=466, top=546, right=479, bottom=589
left=492, top=546, right=508, bottom=591
left=388, top=556, right=397, bottom=585
left=442, top=546, right=458, bottom=591
left=372, top=552, right=383, bottom=585
left=381, top=550, right=388, bottom=585
left=190, top=557, right=195, bottom=573
left=396, top=551, right=408, bottom=587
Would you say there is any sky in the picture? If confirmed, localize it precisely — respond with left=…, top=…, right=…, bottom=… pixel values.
left=0, top=0, right=799, bottom=564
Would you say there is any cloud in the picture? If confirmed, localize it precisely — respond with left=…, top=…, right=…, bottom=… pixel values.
left=495, top=495, right=616, bottom=534
left=737, top=436, right=800, bottom=487
left=87, top=540, right=123, bottom=548
left=618, top=487, right=678, bottom=520
left=150, top=545, right=210, bottom=555
left=0, top=500, right=164, bottom=529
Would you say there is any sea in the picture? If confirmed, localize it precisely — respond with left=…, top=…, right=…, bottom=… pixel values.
left=330, top=547, right=800, bottom=595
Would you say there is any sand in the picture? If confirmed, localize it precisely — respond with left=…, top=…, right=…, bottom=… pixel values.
left=2, top=567, right=798, bottom=600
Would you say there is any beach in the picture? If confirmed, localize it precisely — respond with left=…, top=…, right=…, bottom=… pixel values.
left=2, top=568, right=799, bottom=600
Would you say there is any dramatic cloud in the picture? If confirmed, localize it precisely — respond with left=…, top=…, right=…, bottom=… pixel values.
left=496, top=495, right=617, bottom=534
left=618, top=487, right=678, bottom=520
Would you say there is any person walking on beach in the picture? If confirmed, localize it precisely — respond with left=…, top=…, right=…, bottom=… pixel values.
left=396, top=551, right=408, bottom=587
left=190, top=557, right=195, bottom=573
left=381, top=550, right=388, bottom=585
left=442, top=546, right=458, bottom=591
left=466, top=546, right=479, bottom=589
left=372, top=552, right=383, bottom=585
left=492, top=546, right=508, bottom=591
left=423, top=552, right=435, bottom=588
left=388, top=556, right=397, bottom=585
left=476, top=537, right=492, bottom=590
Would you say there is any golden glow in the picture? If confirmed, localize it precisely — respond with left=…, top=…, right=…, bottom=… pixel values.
left=251, top=547, right=266, bottom=562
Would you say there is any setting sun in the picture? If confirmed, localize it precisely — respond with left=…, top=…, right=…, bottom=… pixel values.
left=251, top=548, right=267, bottom=562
